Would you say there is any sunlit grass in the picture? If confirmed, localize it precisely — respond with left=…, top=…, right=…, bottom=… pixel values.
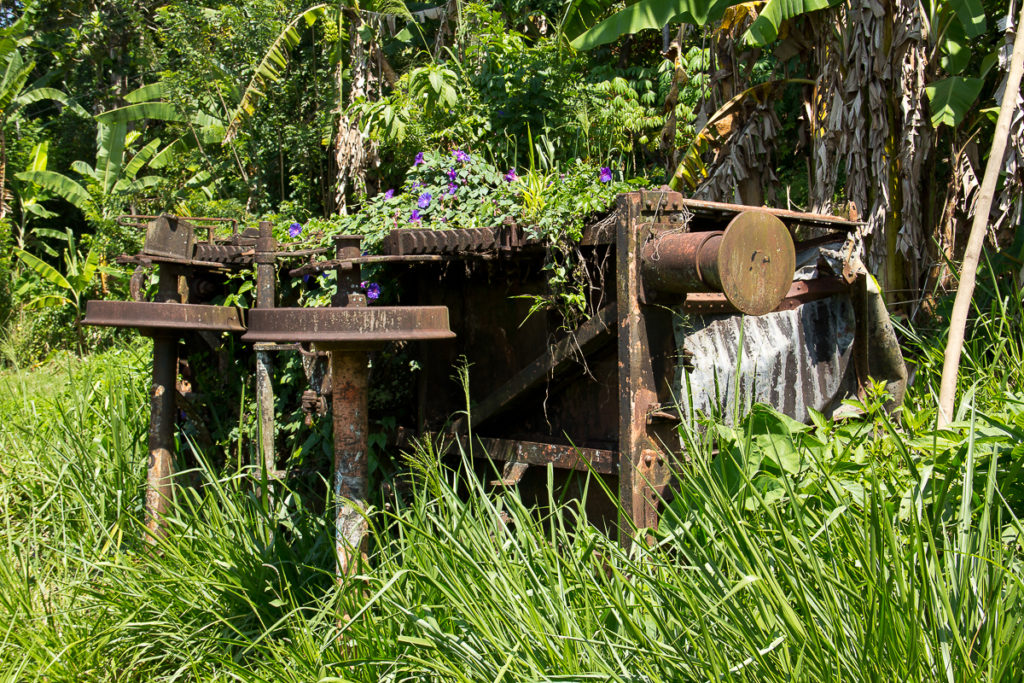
left=2, top=273, right=1024, bottom=680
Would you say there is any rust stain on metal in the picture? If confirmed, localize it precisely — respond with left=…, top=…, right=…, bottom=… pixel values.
left=331, top=349, right=369, bottom=577
left=145, top=334, right=178, bottom=543
left=242, top=306, right=455, bottom=344
left=642, top=210, right=795, bottom=316
left=83, top=301, right=245, bottom=333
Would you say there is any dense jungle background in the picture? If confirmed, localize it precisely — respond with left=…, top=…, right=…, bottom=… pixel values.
left=3, top=0, right=1024, bottom=680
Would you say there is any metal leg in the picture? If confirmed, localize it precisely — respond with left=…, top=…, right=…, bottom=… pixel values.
left=146, top=333, right=178, bottom=542
left=330, top=348, right=369, bottom=576
left=255, top=349, right=276, bottom=475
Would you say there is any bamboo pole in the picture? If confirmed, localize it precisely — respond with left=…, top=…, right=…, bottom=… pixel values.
left=938, top=4, right=1024, bottom=427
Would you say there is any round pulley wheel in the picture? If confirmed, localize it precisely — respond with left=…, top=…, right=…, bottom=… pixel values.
left=717, top=210, right=796, bottom=316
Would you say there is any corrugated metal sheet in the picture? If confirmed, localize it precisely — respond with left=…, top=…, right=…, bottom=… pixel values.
left=674, top=295, right=857, bottom=425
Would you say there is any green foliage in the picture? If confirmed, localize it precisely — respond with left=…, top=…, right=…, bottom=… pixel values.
left=570, top=0, right=738, bottom=50
left=742, top=0, right=843, bottom=46
left=2, top=336, right=1024, bottom=680
left=925, top=75, right=985, bottom=128
left=12, top=229, right=113, bottom=351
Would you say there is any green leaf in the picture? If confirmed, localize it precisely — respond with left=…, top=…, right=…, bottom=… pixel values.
left=124, top=81, right=169, bottom=103
left=742, top=0, right=842, bottom=46
left=14, top=248, right=72, bottom=292
left=12, top=86, right=67, bottom=110
left=27, top=141, right=48, bottom=173
left=97, top=120, right=127, bottom=195
left=121, top=138, right=162, bottom=180
left=24, top=295, right=72, bottom=310
left=0, top=51, right=34, bottom=112
left=947, top=0, right=986, bottom=39
left=571, top=0, right=738, bottom=51
left=13, top=170, right=93, bottom=212
left=96, top=102, right=187, bottom=125
left=224, top=4, right=333, bottom=142
left=940, top=19, right=971, bottom=75
left=925, top=76, right=984, bottom=128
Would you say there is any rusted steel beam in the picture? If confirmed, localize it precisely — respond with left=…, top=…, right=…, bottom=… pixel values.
left=468, top=303, right=618, bottom=429
left=440, top=435, right=617, bottom=474
left=616, top=194, right=670, bottom=545
left=146, top=333, right=178, bottom=543
left=288, top=254, right=443, bottom=278
left=243, top=306, right=455, bottom=344
left=330, top=348, right=370, bottom=577
left=681, top=277, right=850, bottom=315
left=255, top=221, right=276, bottom=310
left=82, top=301, right=245, bottom=333
left=641, top=210, right=796, bottom=316
left=632, top=190, right=862, bottom=232
left=115, top=253, right=228, bottom=270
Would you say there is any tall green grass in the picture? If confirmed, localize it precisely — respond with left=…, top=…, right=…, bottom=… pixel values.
left=2, top=263, right=1024, bottom=680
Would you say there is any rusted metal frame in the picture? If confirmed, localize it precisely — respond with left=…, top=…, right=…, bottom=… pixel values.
left=82, top=301, right=246, bottom=332
left=119, top=214, right=239, bottom=243
left=629, top=190, right=862, bottom=232
left=116, top=253, right=229, bottom=270
left=328, top=347, right=373, bottom=576
left=288, top=254, right=444, bottom=278
left=144, top=263, right=183, bottom=543
left=254, top=221, right=279, bottom=479
left=681, top=277, right=850, bottom=315
left=616, top=196, right=670, bottom=545
left=439, top=434, right=617, bottom=475
left=466, top=303, right=618, bottom=430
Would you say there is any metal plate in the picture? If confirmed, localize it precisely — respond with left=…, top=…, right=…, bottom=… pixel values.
left=674, top=295, right=857, bottom=425
left=83, top=300, right=246, bottom=332
left=718, top=211, right=796, bottom=316
left=143, top=216, right=195, bottom=260
left=241, top=306, right=455, bottom=345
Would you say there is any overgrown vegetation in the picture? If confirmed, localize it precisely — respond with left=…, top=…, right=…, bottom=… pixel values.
left=2, top=1, right=1024, bottom=680
left=2, top=265, right=1024, bottom=679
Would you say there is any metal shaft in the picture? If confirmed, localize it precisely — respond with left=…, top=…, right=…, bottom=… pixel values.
left=330, top=348, right=370, bottom=576
left=146, top=333, right=178, bottom=542
left=255, top=350, right=276, bottom=475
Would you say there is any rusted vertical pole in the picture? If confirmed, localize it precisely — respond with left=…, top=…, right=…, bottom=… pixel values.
left=254, top=221, right=277, bottom=475
left=330, top=347, right=370, bottom=577
left=146, top=264, right=181, bottom=542
left=616, top=194, right=664, bottom=547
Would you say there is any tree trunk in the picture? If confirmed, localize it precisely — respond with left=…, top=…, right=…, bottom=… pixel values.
left=937, top=2, right=1024, bottom=427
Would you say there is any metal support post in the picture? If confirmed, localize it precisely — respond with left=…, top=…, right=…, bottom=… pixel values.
left=255, top=221, right=277, bottom=475
left=330, top=347, right=370, bottom=577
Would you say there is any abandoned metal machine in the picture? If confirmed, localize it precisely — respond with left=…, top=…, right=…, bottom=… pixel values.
left=84, top=189, right=906, bottom=565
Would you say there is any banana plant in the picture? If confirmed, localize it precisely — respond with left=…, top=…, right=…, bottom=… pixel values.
left=1, top=45, right=70, bottom=220
left=16, top=119, right=171, bottom=222
left=13, top=229, right=107, bottom=352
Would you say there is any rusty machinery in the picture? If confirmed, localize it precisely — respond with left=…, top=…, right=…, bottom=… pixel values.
left=83, top=189, right=906, bottom=564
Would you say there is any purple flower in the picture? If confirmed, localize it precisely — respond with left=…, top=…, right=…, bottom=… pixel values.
left=453, top=149, right=470, bottom=163
left=365, top=282, right=381, bottom=300
left=448, top=182, right=457, bottom=195
left=418, top=192, right=432, bottom=209
left=599, top=167, right=613, bottom=183
left=288, top=222, right=302, bottom=238
left=504, top=168, right=517, bottom=182
left=447, top=168, right=457, bottom=182
left=384, top=188, right=395, bottom=200
left=410, top=209, right=422, bottom=222
left=414, top=152, right=424, bottom=165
